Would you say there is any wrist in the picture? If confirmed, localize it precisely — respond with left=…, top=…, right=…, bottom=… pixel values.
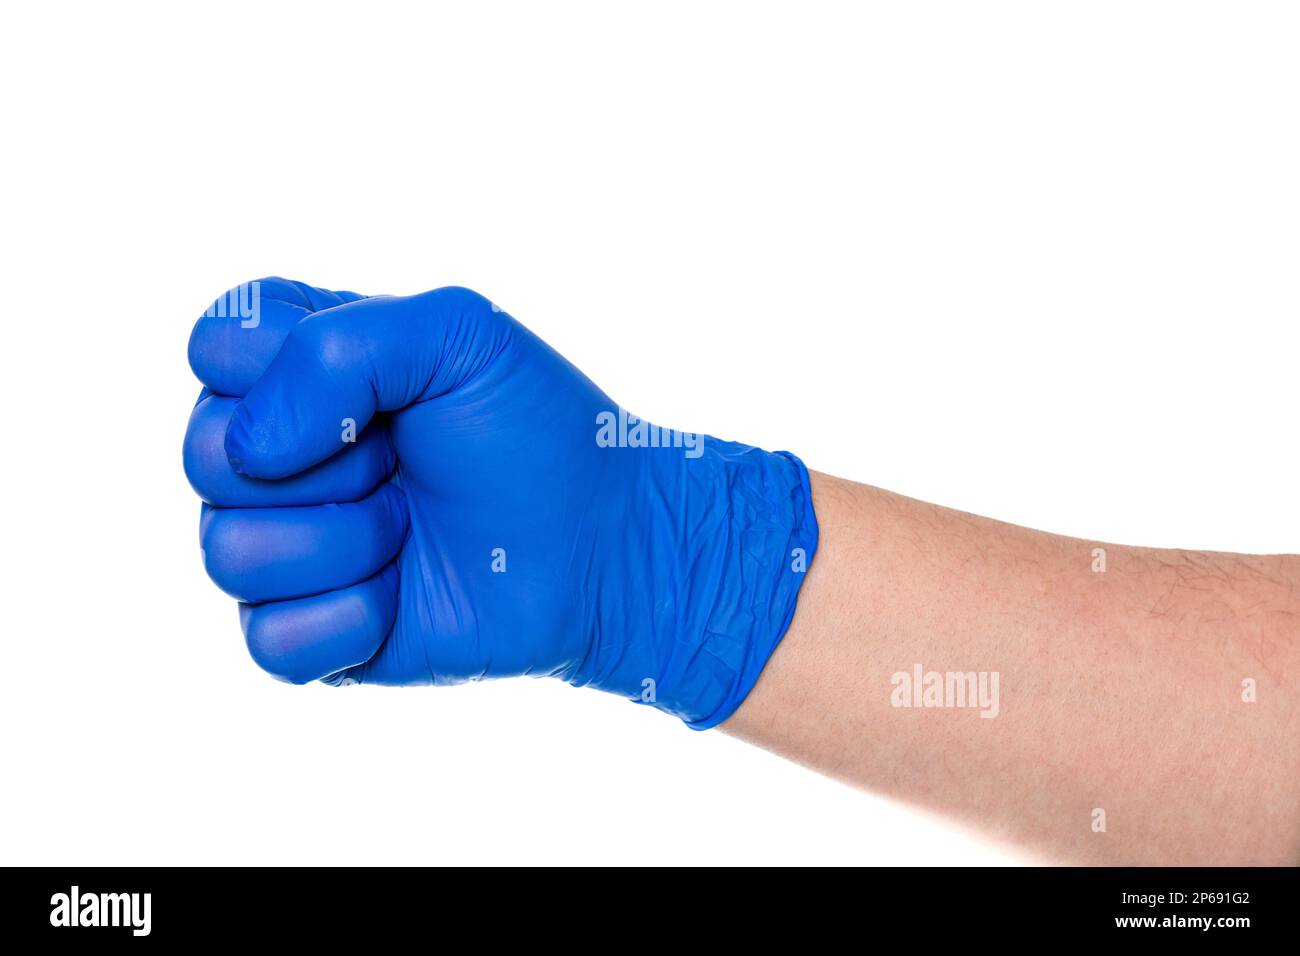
left=568, top=409, right=819, bottom=727
left=675, top=441, right=819, bottom=728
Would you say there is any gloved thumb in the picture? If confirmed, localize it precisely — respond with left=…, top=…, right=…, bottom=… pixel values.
left=225, top=286, right=496, bottom=478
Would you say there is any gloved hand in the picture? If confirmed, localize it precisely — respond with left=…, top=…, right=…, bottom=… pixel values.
left=184, top=278, right=818, bottom=728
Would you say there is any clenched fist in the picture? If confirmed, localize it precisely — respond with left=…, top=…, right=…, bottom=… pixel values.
left=184, top=279, right=816, bottom=727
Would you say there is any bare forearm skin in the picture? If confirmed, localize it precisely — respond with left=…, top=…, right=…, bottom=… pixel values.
left=725, top=472, right=1300, bottom=865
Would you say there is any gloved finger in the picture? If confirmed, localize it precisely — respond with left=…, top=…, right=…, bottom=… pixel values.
left=184, top=393, right=395, bottom=507
left=201, top=483, right=408, bottom=603
left=239, top=562, right=399, bottom=684
left=225, top=286, right=502, bottom=479
left=188, top=277, right=367, bottom=398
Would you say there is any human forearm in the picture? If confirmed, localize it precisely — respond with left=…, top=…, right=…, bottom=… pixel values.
left=725, top=471, right=1300, bottom=865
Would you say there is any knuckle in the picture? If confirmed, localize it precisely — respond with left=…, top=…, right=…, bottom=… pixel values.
left=241, top=612, right=312, bottom=685
left=429, top=285, right=495, bottom=317
left=288, top=314, right=354, bottom=373
left=198, top=511, right=246, bottom=596
left=182, top=397, right=226, bottom=500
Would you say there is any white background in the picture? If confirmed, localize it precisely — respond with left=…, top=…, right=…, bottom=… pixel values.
left=0, top=1, right=1295, bottom=866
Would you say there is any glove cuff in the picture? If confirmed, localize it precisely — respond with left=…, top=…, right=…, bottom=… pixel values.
left=670, top=444, right=820, bottom=730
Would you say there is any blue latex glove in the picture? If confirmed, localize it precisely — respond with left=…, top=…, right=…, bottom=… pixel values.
left=184, top=278, right=818, bottom=728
